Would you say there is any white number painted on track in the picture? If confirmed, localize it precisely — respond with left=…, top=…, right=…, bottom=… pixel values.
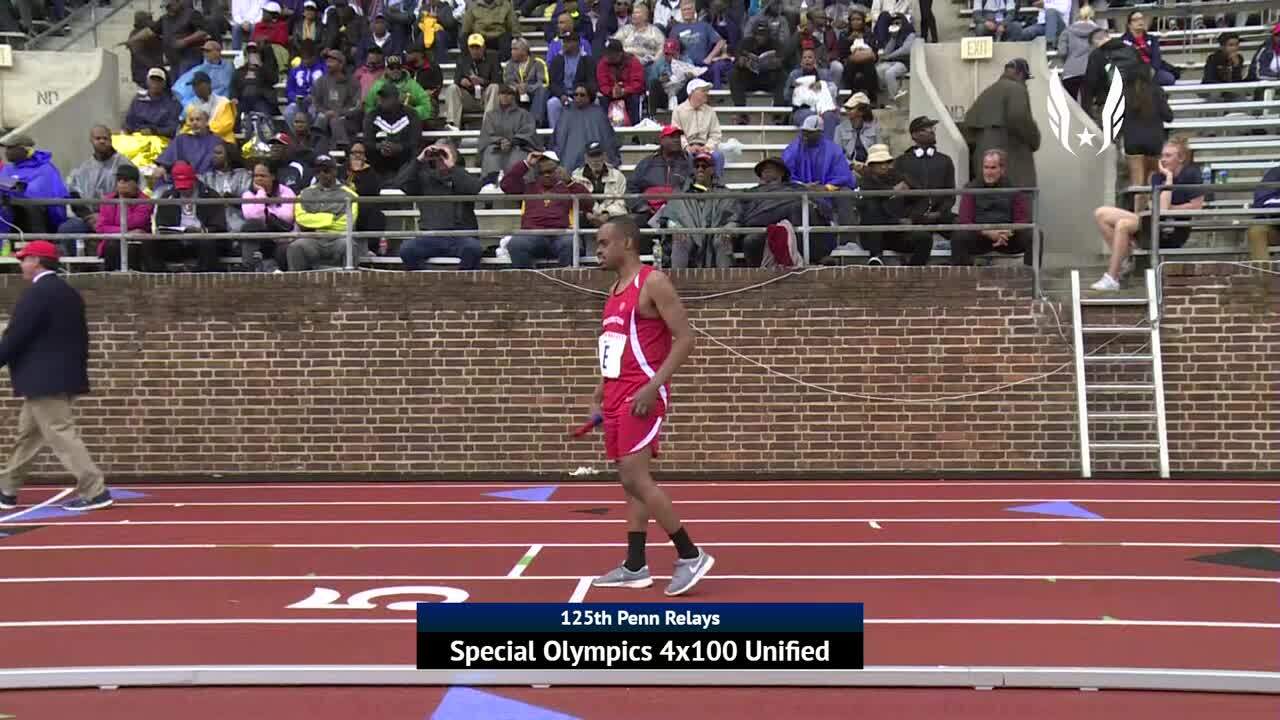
left=287, top=585, right=469, bottom=611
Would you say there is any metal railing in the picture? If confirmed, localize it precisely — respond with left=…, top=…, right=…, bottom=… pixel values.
left=0, top=185, right=1043, bottom=286
left=1129, top=179, right=1280, bottom=304
left=1094, top=0, right=1278, bottom=22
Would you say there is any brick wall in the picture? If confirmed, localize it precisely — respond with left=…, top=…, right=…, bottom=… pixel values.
left=0, top=264, right=1273, bottom=480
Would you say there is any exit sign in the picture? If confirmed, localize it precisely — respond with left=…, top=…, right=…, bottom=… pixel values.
left=961, top=36, right=993, bottom=60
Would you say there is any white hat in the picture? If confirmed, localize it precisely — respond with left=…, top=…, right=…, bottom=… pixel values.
left=865, top=143, right=894, bottom=163
left=539, top=150, right=560, bottom=163
left=843, top=91, right=870, bottom=109
left=686, top=78, right=712, bottom=95
left=262, top=1, right=282, bottom=12
left=800, top=114, right=822, bottom=132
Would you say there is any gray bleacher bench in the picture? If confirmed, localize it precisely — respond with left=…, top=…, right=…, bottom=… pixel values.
left=1166, top=116, right=1280, bottom=131
left=1204, top=160, right=1277, bottom=172
left=1166, top=80, right=1280, bottom=95
left=1169, top=100, right=1280, bottom=114
left=1189, top=138, right=1280, bottom=153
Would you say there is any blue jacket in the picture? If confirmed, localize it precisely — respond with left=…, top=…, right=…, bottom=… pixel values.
left=0, top=150, right=69, bottom=231
left=172, top=60, right=235, bottom=108
left=0, top=273, right=91, bottom=399
left=124, top=92, right=183, bottom=137
left=782, top=137, right=857, bottom=189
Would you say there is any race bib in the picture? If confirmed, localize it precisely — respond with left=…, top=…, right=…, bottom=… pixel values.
left=598, top=331, right=626, bottom=378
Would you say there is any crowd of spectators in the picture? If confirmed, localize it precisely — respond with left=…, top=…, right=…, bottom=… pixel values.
left=0, top=0, right=1272, bottom=280
left=6, top=0, right=950, bottom=271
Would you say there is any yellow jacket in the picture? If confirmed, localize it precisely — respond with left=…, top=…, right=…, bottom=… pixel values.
left=183, top=95, right=237, bottom=144
left=295, top=183, right=359, bottom=234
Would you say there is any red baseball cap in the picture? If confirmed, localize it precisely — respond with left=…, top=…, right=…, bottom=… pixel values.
left=171, top=161, right=196, bottom=190
left=659, top=124, right=683, bottom=139
left=15, top=239, right=60, bottom=261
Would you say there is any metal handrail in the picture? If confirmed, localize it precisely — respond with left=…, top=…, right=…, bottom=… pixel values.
left=2, top=186, right=1043, bottom=291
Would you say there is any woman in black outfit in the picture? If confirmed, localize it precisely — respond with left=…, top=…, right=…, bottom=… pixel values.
left=839, top=9, right=881, bottom=106
left=342, top=142, right=389, bottom=256
left=1120, top=64, right=1173, bottom=213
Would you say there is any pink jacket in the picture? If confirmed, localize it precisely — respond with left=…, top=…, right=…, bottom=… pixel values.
left=94, top=191, right=154, bottom=257
left=241, top=184, right=296, bottom=227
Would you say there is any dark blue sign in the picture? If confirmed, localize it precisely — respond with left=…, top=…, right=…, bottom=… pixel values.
left=417, top=603, right=863, bottom=634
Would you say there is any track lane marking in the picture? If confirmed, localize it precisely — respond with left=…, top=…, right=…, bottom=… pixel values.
left=2, top=541, right=1275, bottom=550
left=568, top=577, right=592, bottom=603
left=3, top=518, right=1275, bottom=526
left=0, top=617, right=1275, bottom=629
left=506, top=545, right=542, bottom=578
left=0, top=489, right=71, bottom=523
left=113, top=498, right=1280, bottom=506
left=0, top=574, right=1273, bottom=583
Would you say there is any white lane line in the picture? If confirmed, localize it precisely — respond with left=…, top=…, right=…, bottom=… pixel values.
left=113, top=481, right=1280, bottom=489
left=3, top=518, right=1274, bottom=527
left=0, top=574, right=1273, bottom=584
left=2, top=541, right=1274, bottom=551
left=0, top=617, right=1276, bottom=629
left=113, top=498, right=1280, bottom=506
left=0, top=489, right=72, bottom=523
left=506, top=545, right=543, bottom=578
left=568, top=576, right=592, bottom=603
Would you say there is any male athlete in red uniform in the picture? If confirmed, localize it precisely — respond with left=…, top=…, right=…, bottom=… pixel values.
left=588, top=216, right=714, bottom=596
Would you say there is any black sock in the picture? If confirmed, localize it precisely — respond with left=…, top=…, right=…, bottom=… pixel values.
left=669, top=527, right=698, bottom=560
left=624, top=531, right=647, bottom=571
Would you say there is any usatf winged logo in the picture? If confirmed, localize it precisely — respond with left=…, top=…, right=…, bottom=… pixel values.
left=1047, top=67, right=1124, bottom=156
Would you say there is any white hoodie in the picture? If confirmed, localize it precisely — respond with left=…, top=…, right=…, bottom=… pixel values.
left=232, top=0, right=265, bottom=27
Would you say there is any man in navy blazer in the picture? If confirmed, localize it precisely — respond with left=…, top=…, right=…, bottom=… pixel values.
left=0, top=240, right=112, bottom=512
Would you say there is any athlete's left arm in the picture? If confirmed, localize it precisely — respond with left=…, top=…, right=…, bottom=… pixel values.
left=645, top=271, right=695, bottom=389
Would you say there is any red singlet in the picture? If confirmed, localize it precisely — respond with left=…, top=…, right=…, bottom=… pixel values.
left=598, top=265, right=672, bottom=460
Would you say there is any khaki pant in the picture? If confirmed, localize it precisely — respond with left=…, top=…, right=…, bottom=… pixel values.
left=440, top=84, right=499, bottom=128
left=0, top=395, right=105, bottom=501
left=1246, top=225, right=1277, bottom=261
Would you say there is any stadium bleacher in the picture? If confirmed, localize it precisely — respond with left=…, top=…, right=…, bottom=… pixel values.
left=2, top=0, right=1273, bottom=273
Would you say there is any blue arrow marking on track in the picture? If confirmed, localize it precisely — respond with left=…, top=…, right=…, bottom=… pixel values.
left=485, top=486, right=559, bottom=502
left=1006, top=501, right=1103, bottom=520
left=429, top=687, right=581, bottom=720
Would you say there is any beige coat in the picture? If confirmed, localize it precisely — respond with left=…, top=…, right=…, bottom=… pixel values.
left=672, top=101, right=722, bottom=151
left=572, top=165, right=628, bottom=219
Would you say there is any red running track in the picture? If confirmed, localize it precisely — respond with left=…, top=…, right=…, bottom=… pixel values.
left=0, top=480, right=1277, bottom=716
left=4, top=686, right=1280, bottom=720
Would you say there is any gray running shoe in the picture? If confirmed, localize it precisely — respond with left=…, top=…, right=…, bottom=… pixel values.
left=665, top=550, right=715, bottom=596
left=591, top=564, right=653, bottom=588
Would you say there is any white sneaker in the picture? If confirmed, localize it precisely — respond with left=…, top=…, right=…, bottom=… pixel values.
left=1091, top=273, right=1121, bottom=291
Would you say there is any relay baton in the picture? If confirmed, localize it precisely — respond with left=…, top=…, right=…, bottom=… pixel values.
left=572, top=413, right=604, bottom=437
